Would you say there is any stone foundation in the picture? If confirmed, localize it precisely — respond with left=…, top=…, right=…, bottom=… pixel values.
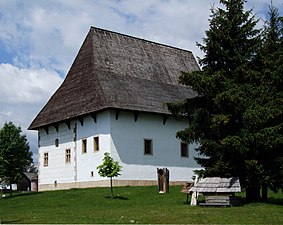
left=39, top=179, right=187, bottom=191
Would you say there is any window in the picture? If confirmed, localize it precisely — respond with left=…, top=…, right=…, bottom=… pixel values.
left=94, top=137, right=99, bottom=152
left=55, top=138, right=59, bottom=147
left=82, top=139, right=87, bottom=153
left=181, top=142, right=189, bottom=158
left=44, top=153, right=49, bottom=167
left=144, top=139, right=153, bottom=155
left=65, top=149, right=71, bottom=163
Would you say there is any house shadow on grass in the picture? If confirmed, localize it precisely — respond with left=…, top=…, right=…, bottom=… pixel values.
left=267, top=197, right=283, bottom=206
left=1, top=219, right=21, bottom=224
left=1, top=191, right=43, bottom=199
left=105, top=195, right=129, bottom=200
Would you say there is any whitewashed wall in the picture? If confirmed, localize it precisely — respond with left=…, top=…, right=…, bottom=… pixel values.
left=38, top=110, right=201, bottom=188
left=38, top=121, right=76, bottom=185
left=76, top=112, right=111, bottom=182
left=109, top=111, right=200, bottom=182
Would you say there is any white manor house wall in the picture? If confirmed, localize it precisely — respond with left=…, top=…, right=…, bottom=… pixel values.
left=38, top=110, right=200, bottom=191
left=109, top=111, right=199, bottom=182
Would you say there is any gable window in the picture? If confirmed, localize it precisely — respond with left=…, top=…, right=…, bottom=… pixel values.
left=94, top=136, right=99, bottom=152
left=65, top=149, right=71, bottom=163
left=82, top=139, right=87, bottom=153
left=55, top=138, right=59, bottom=147
left=144, top=139, right=153, bottom=155
left=181, top=142, right=189, bottom=158
left=44, top=153, right=49, bottom=167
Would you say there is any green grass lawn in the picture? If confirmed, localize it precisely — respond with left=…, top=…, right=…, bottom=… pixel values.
left=0, top=185, right=282, bottom=224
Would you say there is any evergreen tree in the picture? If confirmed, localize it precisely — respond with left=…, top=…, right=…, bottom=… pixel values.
left=252, top=4, right=283, bottom=201
left=0, top=122, right=32, bottom=197
left=167, top=0, right=278, bottom=202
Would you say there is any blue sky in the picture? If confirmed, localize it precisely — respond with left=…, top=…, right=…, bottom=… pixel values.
left=0, top=0, right=282, bottom=161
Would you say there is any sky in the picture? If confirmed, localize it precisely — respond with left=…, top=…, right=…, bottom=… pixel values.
left=0, top=0, right=282, bottom=162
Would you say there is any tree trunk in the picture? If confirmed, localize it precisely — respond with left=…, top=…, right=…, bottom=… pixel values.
left=9, top=178, right=13, bottom=198
left=246, top=186, right=260, bottom=203
left=110, top=177, right=113, bottom=199
left=261, top=184, right=268, bottom=202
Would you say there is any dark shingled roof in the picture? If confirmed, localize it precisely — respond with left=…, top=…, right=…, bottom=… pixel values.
left=23, top=172, right=38, bottom=181
left=189, top=177, right=241, bottom=193
left=29, top=27, right=199, bottom=130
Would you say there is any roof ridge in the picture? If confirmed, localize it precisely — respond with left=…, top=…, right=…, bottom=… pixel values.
left=90, top=26, right=193, bottom=54
left=89, top=28, right=108, bottom=108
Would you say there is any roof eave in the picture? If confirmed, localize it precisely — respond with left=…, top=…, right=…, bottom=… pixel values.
left=28, top=107, right=177, bottom=130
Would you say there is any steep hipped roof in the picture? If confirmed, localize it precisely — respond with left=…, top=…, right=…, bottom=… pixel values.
left=29, top=27, right=199, bottom=130
left=189, top=177, right=241, bottom=193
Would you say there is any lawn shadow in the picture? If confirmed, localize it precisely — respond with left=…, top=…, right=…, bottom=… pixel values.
left=267, top=197, right=283, bottom=206
left=1, top=191, right=43, bottom=199
left=1, top=219, right=21, bottom=223
left=105, top=195, right=129, bottom=200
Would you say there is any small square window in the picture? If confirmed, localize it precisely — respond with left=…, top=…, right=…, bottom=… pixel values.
left=82, top=139, right=87, bottom=153
left=94, top=137, right=99, bottom=152
left=55, top=138, right=59, bottom=147
left=181, top=142, right=189, bottom=158
left=65, top=149, right=71, bottom=163
left=44, top=153, right=49, bottom=167
left=144, top=139, right=153, bottom=155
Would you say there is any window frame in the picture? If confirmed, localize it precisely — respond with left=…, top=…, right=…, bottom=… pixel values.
left=43, top=152, right=49, bottom=167
left=144, top=139, right=153, bottom=155
left=180, top=142, right=189, bottom=158
left=55, top=138, right=59, bottom=147
left=82, top=139, right=87, bottom=153
left=65, top=149, right=71, bottom=163
left=93, top=136, right=99, bottom=152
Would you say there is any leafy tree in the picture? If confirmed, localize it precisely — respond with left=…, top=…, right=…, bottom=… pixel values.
left=0, top=122, right=32, bottom=197
left=97, top=152, right=122, bottom=198
left=167, top=0, right=282, bottom=202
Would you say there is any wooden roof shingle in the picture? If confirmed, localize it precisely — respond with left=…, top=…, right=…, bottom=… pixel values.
left=189, top=177, right=241, bottom=193
left=29, top=27, right=199, bottom=130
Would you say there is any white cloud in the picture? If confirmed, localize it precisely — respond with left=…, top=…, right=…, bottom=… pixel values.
left=0, top=64, right=62, bottom=126
left=0, top=63, right=62, bottom=105
left=0, top=63, right=62, bottom=161
left=0, top=0, right=281, bottom=74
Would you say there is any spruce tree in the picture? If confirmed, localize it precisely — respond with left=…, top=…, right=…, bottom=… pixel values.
left=168, top=0, right=272, bottom=202
left=252, top=4, right=283, bottom=201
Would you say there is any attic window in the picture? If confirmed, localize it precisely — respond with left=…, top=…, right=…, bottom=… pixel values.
left=94, top=137, right=99, bottom=152
left=82, top=139, right=87, bottom=153
left=144, top=139, right=153, bottom=155
left=181, top=142, right=188, bottom=158
left=55, top=138, right=59, bottom=147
